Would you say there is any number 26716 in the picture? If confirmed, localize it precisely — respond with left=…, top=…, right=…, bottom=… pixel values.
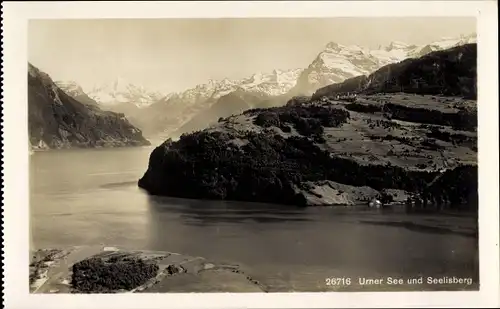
left=325, top=277, right=352, bottom=286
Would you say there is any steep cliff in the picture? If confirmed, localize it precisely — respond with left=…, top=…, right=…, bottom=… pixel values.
left=28, top=63, right=150, bottom=150
left=139, top=95, right=476, bottom=208
left=312, top=44, right=477, bottom=100
left=293, top=34, right=476, bottom=96
left=138, top=45, right=477, bottom=209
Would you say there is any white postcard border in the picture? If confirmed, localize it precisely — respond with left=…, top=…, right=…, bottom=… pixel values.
left=2, top=1, right=499, bottom=308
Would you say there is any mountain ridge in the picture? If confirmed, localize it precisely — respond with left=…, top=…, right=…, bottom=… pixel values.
left=56, top=33, right=477, bottom=138
left=28, top=63, right=151, bottom=150
left=312, top=43, right=477, bottom=100
left=138, top=43, right=477, bottom=209
left=290, top=33, right=477, bottom=96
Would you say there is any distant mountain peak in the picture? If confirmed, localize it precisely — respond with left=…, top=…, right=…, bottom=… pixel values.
left=28, top=63, right=150, bottom=149
left=55, top=80, right=86, bottom=97
left=83, top=77, right=164, bottom=108
left=385, top=41, right=410, bottom=51
left=53, top=32, right=477, bottom=139
left=291, top=33, right=477, bottom=95
left=172, top=67, right=305, bottom=105
left=219, top=78, right=234, bottom=85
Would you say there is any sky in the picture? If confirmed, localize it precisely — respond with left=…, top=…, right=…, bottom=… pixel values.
left=28, top=18, right=476, bottom=93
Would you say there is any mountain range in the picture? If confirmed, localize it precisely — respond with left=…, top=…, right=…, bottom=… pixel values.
left=312, top=43, right=477, bottom=100
left=290, top=33, right=477, bottom=95
left=29, top=63, right=150, bottom=150
left=138, top=42, right=478, bottom=208
left=56, top=33, right=477, bottom=138
left=84, top=77, right=166, bottom=108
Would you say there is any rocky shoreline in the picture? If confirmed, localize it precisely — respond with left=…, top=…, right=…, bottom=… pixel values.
left=138, top=93, right=477, bottom=210
left=138, top=44, right=477, bottom=210
left=29, top=246, right=266, bottom=293
left=28, top=63, right=151, bottom=150
left=29, top=244, right=478, bottom=293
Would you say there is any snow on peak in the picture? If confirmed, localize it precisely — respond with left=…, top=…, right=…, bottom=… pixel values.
left=385, top=41, right=410, bottom=51
left=174, top=68, right=304, bottom=104
left=235, top=68, right=303, bottom=97
left=219, top=78, right=235, bottom=86
left=295, top=33, right=476, bottom=94
left=55, top=80, right=85, bottom=97
left=249, top=72, right=265, bottom=83
left=85, top=78, right=164, bottom=108
left=56, top=33, right=476, bottom=112
left=313, top=42, right=381, bottom=80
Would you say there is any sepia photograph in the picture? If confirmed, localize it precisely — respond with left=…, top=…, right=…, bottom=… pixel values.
left=27, top=16, right=480, bottom=293
left=2, top=1, right=499, bottom=308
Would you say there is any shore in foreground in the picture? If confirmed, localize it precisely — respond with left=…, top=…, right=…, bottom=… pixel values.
left=30, top=243, right=478, bottom=293
left=30, top=245, right=265, bottom=293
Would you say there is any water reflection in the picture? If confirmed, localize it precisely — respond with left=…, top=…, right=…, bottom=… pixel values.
left=146, top=195, right=313, bottom=225
left=30, top=147, right=479, bottom=290
left=144, top=193, right=478, bottom=285
left=99, top=181, right=138, bottom=190
left=358, top=220, right=477, bottom=238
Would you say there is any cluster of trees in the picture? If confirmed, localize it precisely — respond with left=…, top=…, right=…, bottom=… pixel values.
left=71, top=256, right=159, bottom=293
left=140, top=130, right=324, bottom=205
left=312, top=75, right=368, bottom=100
left=364, top=118, right=403, bottom=131
left=426, top=127, right=477, bottom=151
left=375, top=134, right=416, bottom=146
left=383, top=103, right=477, bottom=131
left=29, top=250, right=61, bottom=285
left=252, top=105, right=350, bottom=140
left=383, top=44, right=477, bottom=99
left=139, top=119, right=478, bottom=208
left=312, top=44, right=477, bottom=100
left=345, top=102, right=382, bottom=114
left=138, top=74, right=478, bottom=210
left=420, top=138, right=445, bottom=151
left=421, top=165, right=478, bottom=209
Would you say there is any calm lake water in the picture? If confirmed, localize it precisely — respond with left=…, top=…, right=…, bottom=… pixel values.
left=30, top=146, right=479, bottom=291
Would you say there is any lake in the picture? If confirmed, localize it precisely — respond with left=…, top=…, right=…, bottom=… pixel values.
left=30, top=146, right=479, bottom=291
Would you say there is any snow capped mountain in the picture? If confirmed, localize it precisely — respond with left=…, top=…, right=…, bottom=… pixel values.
left=55, top=80, right=101, bottom=108
left=211, top=78, right=240, bottom=99
left=77, top=68, right=303, bottom=111
left=292, top=33, right=477, bottom=95
left=84, top=77, right=166, bottom=108
left=385, top=41, right=412, bottom=51
left=28, top=62, right=150, bottom=149
left=238, top=68, right=303, bottom=96
left=54, top=81, right=87, bottom=98
left=407, top=33, right=477, bottom=58
left=54, top=33, right=475, bottom=137
left=171, top=79, right=218, bottom=105
left=57, top=33, right=475, bottom=111
left=300, top=42, right=381, bottom=88
left=119, top=68, right=304, bottom=137
left=171, top=68, right=304, bottom=106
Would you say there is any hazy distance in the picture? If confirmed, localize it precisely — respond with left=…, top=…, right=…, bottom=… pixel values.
left=29, top=17, right=476, bottom=93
